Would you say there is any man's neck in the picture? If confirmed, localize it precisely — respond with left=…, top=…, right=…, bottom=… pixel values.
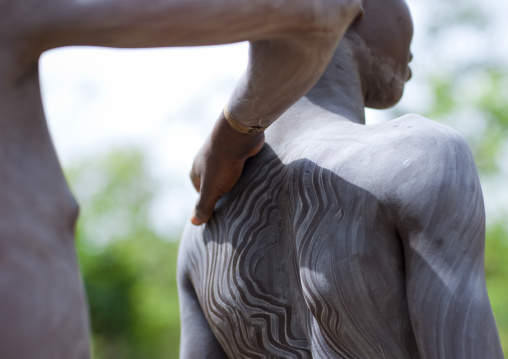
left=304, top=39, right=366, bottom=125
left=266, top=51, right=367, bottom=145
left=304, top=84, right=365, bottom=125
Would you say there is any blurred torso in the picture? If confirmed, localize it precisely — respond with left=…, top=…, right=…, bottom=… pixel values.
left=0, top=44, right=89, bottom=358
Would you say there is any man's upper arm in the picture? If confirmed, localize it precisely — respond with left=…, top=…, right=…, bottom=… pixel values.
left=391, top=119, right=503, bottom=358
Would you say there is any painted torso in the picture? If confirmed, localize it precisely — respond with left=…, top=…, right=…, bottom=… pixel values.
left=181, top=109, right=436, bottom=358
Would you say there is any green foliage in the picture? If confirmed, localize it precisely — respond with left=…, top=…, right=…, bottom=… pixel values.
left=67, top=149, right=181, bottom=359
left=425, top=68, right=508, bottom=174
left=485, top=224, right=508, bottom=351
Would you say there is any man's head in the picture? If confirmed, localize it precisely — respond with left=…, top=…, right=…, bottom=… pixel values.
left=347, top=0, right=414, bottom=109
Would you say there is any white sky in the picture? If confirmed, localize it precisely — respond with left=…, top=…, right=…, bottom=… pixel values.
left=39, top=0, right=508, bottom=237
left=40, top=44, right=251, bottom=235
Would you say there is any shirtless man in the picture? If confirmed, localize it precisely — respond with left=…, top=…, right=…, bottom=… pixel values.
left=178, top=0, right=504, bottom=357
left=0, top=0, right=362, bottom=357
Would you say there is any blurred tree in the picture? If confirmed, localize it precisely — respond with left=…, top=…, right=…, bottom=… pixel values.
left=66, top=149, right=181, bottom=359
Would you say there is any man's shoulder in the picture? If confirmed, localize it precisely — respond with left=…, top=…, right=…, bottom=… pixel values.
left=381, top=113, right=467, bottom=149
left=367, top=114, right=471, bottom=175
left=287, top=114, right=471, bottom=180
left=374, top=115, right=482, bottom=224
left=289, top=114, right=477, bottom=206
left=268, top=113, right=474, bottom=183
left=378, top=114, right=474, bottom=179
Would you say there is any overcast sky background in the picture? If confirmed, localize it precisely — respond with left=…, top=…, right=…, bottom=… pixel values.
left=39, top=0, right=507, bottom=238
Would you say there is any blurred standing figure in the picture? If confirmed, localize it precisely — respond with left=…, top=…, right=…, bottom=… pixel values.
left=0, top=0, right=362, bottom=357
left=178, top=0, right=505, bottom=357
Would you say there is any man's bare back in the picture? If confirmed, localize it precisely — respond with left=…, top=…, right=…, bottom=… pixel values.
left=179, top=100, right=502, bottom=357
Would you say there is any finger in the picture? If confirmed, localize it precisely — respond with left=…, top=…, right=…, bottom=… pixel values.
left=191, top=185, right=223, bottom=226
left=190, top=209, right=204, bottom=226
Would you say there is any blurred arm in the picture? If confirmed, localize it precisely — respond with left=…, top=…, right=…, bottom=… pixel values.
left=9, top=0, right=362, bottom=124
left=12, top=0, right=353, bottom=47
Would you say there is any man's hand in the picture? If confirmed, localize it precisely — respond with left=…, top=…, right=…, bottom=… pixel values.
left=190, top=113, right=265, bottom=225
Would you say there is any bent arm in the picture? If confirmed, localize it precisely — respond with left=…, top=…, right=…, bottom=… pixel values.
left=394, top=127, right=503, bottom=358
left=7, top=0, right=361, bottom=125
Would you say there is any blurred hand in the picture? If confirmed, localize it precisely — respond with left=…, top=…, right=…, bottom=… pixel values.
left=190, top=114, right=265, bottom=225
